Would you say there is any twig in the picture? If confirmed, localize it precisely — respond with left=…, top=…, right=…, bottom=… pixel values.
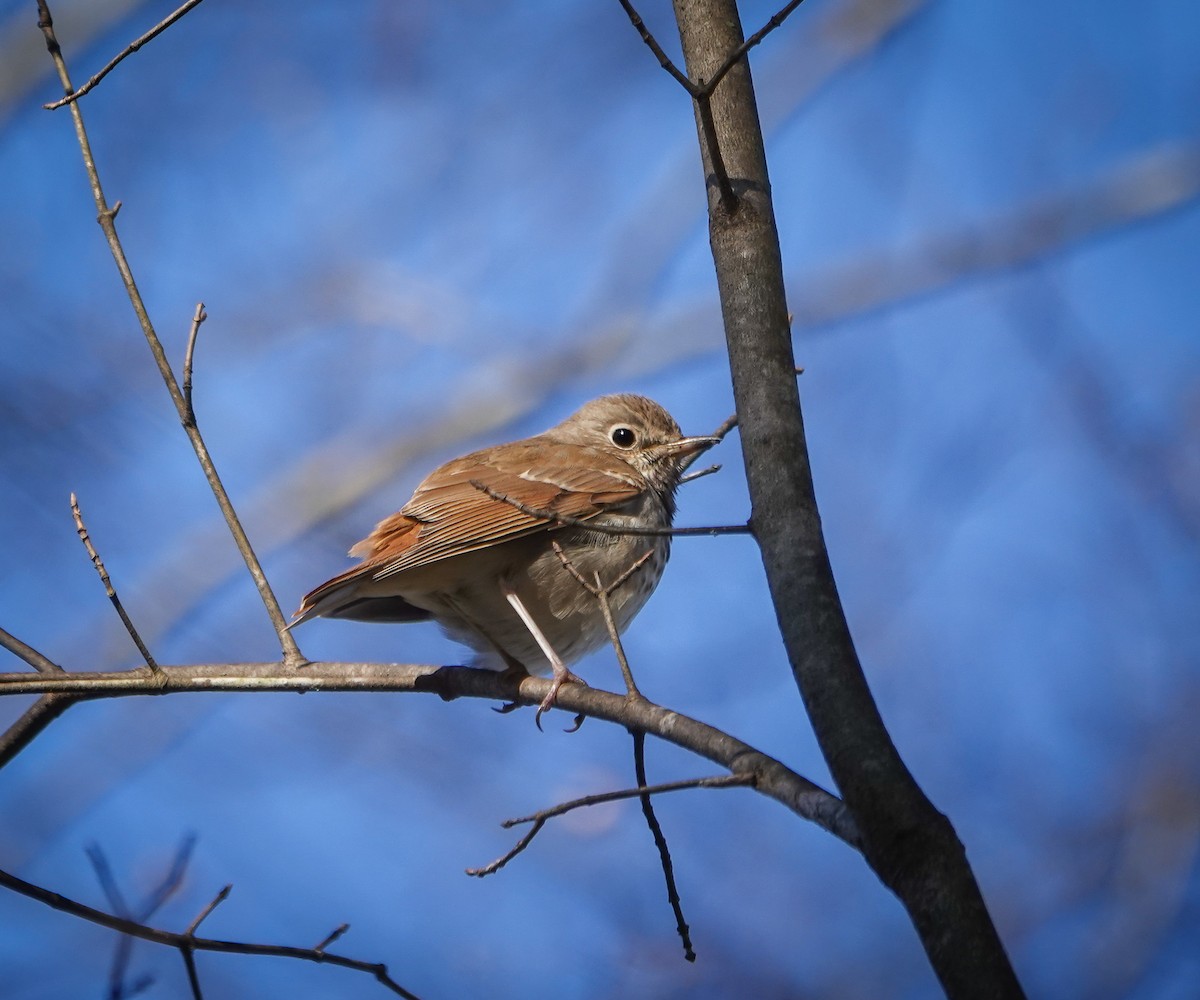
left=467, top=773, right=753, bottom=878
left=678, top=462, right=721, bottom=485
left=71, top=493, right=161, bottom=673
left=43, top=0, right=210, bottom=110
left=186, top=885, right=231, bottom=936
left=0, top=695, right=73, bottom=769
left=314, top=924, right=350, bottom=954
left=596, top=576, right=642, bottom=698
left=695, top=0, right=808, bottom=98
left=182, top=303, right=206, bottom=423
left=550, top=542, right=652, bottom=699
left=469, top=480, right=751, bottom=537
left=36, top=0, right=304, bottom=667
left=87, top=835, right=196, bottom=1000
left=0, top=866, right=420, bottom=999
left=0, top=618, right=73, bottom=769
left=181, top=948, right=202, bottom=1000
left=0, top=625, right=63, bottom=673
left=614, top=0, right=693, bottom=90
left=632, top=731, right=695, bottom=962
left=695, top=92, right=737, bottom=210
left=465, top=819, right=545, bottom=878
left=678, top=367, right=801, bottom=476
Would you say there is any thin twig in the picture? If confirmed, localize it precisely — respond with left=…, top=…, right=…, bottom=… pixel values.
left=613, top=0, right=739, bottom=209
left=501, top=773, right=753, bottom=829
left=36, top=1, right=303, bottom=666
left=469, top=480, right=750, bottom=537
left=549, top=542, right=651, bottom=698
left=678, top=462, right=722, bottom=485
left=468, top=772, right=752, bottom=879
left=595, top=571, right=643, bottom=698
left=43, top=0, right=210, bottom=110
left=182, top=303, right=206, bottom=423
left=314, top=924, right=351, bottom=954
left=181, top=948, right=203, bottom=1000
left=632, top=731, right=695, bottom=962
left=695, top=0, right=808, bottom=98
left=615, top=0, right=695, bottom=91
left=696, top=92, right=738, bottom=211
left=0, top=867, right=419, bottom=999
left=71, top=493, right=161, bottom=673
left=88, top=835, right=196, bottom=1000
left=186, top=885, right=232, bottom=937
left=465, top=819, right=545, bottom=878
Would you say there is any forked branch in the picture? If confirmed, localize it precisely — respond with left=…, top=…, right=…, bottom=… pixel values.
left=36, top=0, right=302, bottom=666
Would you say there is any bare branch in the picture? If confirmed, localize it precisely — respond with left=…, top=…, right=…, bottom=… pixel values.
left=465, top=819, right=545, bottom=878
left=550, top=541, right=652, bottom=699
left=596, top=572, right=644, bottom=699
left=0, top=628, right=73, bottom=767
left=468, top=771, right=753, bottom=878
left=87, top=837, right=194, bottom=1000
left=502, top=772, right=753, bottom=829
left=185, top=885, right=231, bottom=937
left=0, top=866, right=419, bottom=999
left=71, top=493, right=161, bottom=673
left=615, top=0, right=694, bottom=91
left=0, top=625, right=62, bottom=673
left=0, top=695, right=73, bottom=768
left=35, top=1, right=303, bottom=667
left=314, top=924, right=351, bottom=954
left=43, top=0, right=210, bottom=110
left=469, top=480, right=750, bottom=537
left=182, top=302, right=206, bottom=423
left=678, top=462, right=722, bottom=484
left=632, top=731, right=695, bottom=961
left=0, top=659, right=857, bottom=844
left=696, top=0, right=807, bottom=98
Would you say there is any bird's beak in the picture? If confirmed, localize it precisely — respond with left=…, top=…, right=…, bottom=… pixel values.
left=655, top=435, right=722, bottom=460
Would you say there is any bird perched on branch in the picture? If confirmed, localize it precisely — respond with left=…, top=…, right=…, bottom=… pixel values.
left=292, top=394, right=717, bottom=726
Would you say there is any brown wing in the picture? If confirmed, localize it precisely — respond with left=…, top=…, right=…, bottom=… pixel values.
left=292, top=437, right=645, bottom=622
left=362, top=438, right=645, bottom=579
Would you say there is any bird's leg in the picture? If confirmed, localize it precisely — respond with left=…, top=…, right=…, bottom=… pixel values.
left=440, top=591, right=528, bottom=714
left=500, top=580, right=585, bottom=730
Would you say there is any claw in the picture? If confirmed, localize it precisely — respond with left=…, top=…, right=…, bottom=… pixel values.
left=533, top=669, right=586, bottom=732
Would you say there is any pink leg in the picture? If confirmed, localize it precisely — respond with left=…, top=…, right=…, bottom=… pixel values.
left=501, top=583, right=583, bottom=729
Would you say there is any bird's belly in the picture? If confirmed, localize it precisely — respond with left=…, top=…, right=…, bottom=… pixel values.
left=421, top=530, right=670, bottom=674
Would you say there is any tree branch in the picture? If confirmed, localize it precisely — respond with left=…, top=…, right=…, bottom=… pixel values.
left=466, top=770, right=752, bottom=878
left=35, top=0, right=303, bottom=667
left=632, top=731, right=696, bottom=961
left=670, top=0, right=1024, bottom=995
left=42, top=0, right=210, bottom=110
left=0, top=659, right=858, bottom=846
left=71, top=493, right=160, bottom=673
left=0, top=866, right=419, bottom=999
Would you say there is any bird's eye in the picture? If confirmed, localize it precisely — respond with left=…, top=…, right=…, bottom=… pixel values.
left=610, top=425, right=637, bottom=449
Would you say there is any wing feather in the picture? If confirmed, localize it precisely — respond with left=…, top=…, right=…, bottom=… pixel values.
left=364, top=440, right=646, bottom=579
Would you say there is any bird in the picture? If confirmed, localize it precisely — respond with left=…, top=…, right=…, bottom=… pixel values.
left=291, top=394, right=718, bottom=726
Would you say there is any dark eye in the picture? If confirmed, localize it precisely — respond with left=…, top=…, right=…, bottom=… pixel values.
left=610, top=425, right=637, bottom=449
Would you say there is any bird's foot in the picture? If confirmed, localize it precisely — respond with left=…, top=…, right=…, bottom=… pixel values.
left=535, top=668, right=587, bottom=732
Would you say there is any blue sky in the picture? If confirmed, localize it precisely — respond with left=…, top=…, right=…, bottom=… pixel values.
left=2, top=1, right=1198, bottom=997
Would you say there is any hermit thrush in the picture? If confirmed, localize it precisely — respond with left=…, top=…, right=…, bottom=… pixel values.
left=292, top=394, right=717, bottom=724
